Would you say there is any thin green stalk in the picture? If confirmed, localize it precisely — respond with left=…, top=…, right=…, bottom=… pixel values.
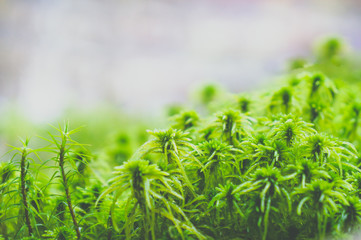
left=136, top=191, right=151, bottom=240
left=262, top=198, right=271, bottom=240
left=316, top=212, right=328, bottom=240
left=142, top=205, right=150, bottom=240
left=20, top=148, right=33, bottom=237
left=322, top=215, right=328, bottom=240
left=226, top=130, right=233, bottom=146
left=107, top=209, right=113, bottom=240
left=0, top=187, right=8, bottom=239
left=317, top=212, right=322, bottom=240
left=58, top=135, right=81, bottom=239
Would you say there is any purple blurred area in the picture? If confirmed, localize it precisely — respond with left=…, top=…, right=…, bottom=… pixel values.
left=0, top=0, right=361, bottom=122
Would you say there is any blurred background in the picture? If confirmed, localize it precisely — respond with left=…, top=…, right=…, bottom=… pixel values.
left=0, top=0, right=361, bottom=123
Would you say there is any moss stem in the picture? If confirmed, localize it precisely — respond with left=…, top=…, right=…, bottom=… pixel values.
left=59, top=140, right=81, bottom=239
left=20, top=148, right=33, bottom=237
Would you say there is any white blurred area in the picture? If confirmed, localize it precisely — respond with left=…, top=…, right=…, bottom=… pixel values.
left=0, top=0, right=361, bottom=122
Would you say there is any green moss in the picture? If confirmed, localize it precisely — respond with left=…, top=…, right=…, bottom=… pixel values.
left=2, top=37, right=361, bottom=239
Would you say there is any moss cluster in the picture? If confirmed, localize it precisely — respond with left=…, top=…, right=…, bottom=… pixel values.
left=1, top=38, right=361, bottom=239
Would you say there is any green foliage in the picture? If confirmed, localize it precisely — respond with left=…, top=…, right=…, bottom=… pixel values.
left=2, top=37, right=361, bottom=240
left=96, top=159, right=204, bottom=240
left=213, top=109, right=253, bottom=145
left=171, top=110, right=200, bottom=131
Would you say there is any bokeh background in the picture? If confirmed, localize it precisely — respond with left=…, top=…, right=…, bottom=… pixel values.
left=0, top=0, right=361, bottom=123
